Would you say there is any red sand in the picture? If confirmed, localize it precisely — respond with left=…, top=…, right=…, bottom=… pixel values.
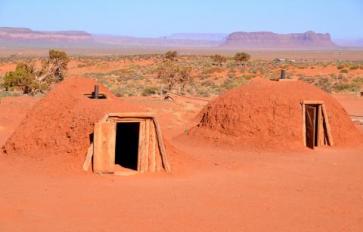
left=190, top=78, right=363, bottom=150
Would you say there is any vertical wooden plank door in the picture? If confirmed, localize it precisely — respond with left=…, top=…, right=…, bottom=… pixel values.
left=305, top=105, right=317, bottom=149
left=93, top=122, right=116, bottom=173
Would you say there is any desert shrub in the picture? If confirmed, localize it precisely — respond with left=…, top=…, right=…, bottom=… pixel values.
left=234, top=52, right=251, bottom=65
left=39, top=49, right=70, bottom=82
left=337, top=64, right=345, bottom=70
left=1, top=63, right=42, bottom=94
left=1, top=49, right=70, bottom=95
left=200, top=80, right=217, bottom=88
left=195, top=88, right=211, bottom=97
left=142, top=86, right=159, bottom=96
left=157, top=61, right=179, bottom=91
left=156, top=61, right=193, bottom=93
left=315, top=77, right=333, bottom=92
left=333, top=83, right=360, bottom=92
left=164, top=50, right=178, bottom=61
left=211, top=54, right=227, bottom=66
left=352, top=77, right=363, bottom=86
left=220, top=76, right=247, bottom=90
left=340, top=69, right=349, bottom=74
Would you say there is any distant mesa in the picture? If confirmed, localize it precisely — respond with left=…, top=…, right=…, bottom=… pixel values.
left=0, top=27, right=340, bottom=49
left=0, top=27, right=93, bottom=42
left=223, top=31, right=337, bottom=49
left=165, top=33, right=227, bottom=42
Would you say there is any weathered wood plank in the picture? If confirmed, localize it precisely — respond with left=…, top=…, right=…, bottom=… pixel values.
left=152, top=118, right=171, bottom=172
left=82, top=143, right=94, bottom=171
left=321, top=104, right=334, bottom=146
left=148, top=121, right=156, bottom=172
left=302, top=103, right=306, bottom=146
left=93, top=122, right=116, bottom=174
left=137, top=120, right=146, bottom=173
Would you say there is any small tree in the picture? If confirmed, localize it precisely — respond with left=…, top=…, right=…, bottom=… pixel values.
left=157, top=61, right=193, bottom=93
left=157, top=61, right=179, bottom=91
left=2, top=63, right=40, bottom=94
left=177, top=66, right=192, bottom=92
left=164, top=50, right=178, bottom=61
left=39, top=49, right=70, bottom=82
left=234, top=52, right=251, bottom=66
left=1, top=49, right=70, bottom=95
left=211, top=54, right=227, bottom=66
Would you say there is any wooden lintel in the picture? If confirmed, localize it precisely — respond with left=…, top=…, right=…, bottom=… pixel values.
left=302, top=101, right=324, bottom=105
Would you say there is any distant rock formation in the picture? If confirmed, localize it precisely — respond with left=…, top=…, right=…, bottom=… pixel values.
left=224, top=31, right=337, bottom=49
left=0, top=27, right=93, bottom=42
left=0, top=27, right=339, bottom=50
left=165, top=33, right=227, bottom=42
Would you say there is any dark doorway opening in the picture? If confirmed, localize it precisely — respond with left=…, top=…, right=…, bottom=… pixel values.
left=115, top=122, right=140, bottom=170
left=305, top=104, right=319, bottom=149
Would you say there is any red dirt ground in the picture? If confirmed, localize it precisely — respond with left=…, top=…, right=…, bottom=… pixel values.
left=1, top=78, right=363, bottom=231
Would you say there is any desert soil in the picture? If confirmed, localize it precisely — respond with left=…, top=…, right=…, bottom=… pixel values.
left=0, top=91, right=363, bottom=231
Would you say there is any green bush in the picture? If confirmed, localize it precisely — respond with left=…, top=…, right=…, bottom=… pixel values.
left=1, top=49, right=69, bottom=95
left=234, top=52, right=251, bottom=65
left=333, top=83, right=360, bottom=92
left=2, top=63, right=40, bottom=94
left=142, top=86, right=159, bottom=96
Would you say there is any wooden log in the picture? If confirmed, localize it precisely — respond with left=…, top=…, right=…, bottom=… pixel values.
left=301, top=103, right=306, bottom=146
left=302, top=100, right=324, bottom=105
left=318, top=105, right=325, bottom=146
left=148, top=121, right=156, bottom=172
left=137, top=120, right=146, bottom=173
left=143, top=119, right=150, bottom=172
left=321, top=104, right=334, bottom=146
left=82, top=143, right=94, bottom=171
left=148, top=120, right=156, bottom=172
left=152, top=118, right=171, bottom=172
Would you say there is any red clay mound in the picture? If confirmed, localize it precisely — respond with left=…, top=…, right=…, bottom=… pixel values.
left=2, top=77, right=143, bottom=159
left=190, top=78, right=363, bottom=150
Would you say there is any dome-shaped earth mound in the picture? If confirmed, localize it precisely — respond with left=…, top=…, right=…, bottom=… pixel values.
left=2, top=77, right=143, bottom=159
left=190, top=78, right=363, bottom=150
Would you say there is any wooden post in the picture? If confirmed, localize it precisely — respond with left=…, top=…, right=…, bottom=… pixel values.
left=94, top=85, right=99, bottom=99
left=152, top=118, right=171, bottom=172
left=321, top=104, right=334, bottom=146
left=280, top=69, right=286, bottom=80
left=137, top=120, right=147, bottom=173
left=148, top=121, right=156, bottom=172
left=302, top=102, right=306, bottom=146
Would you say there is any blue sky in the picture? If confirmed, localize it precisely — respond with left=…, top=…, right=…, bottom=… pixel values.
left=0, top=0, right=362, bottom=39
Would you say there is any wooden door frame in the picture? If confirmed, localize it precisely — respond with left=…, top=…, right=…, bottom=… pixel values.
left=93, top=113, right=171, bottom=173
left=301, top=101, right=334, bottom=147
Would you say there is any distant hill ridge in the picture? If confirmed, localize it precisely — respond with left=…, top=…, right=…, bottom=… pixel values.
left=0, top=27, right=341, bottom=49
left=224, top=31, right=336, bottom=48
left=0, top=27, right=92, bottom=41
